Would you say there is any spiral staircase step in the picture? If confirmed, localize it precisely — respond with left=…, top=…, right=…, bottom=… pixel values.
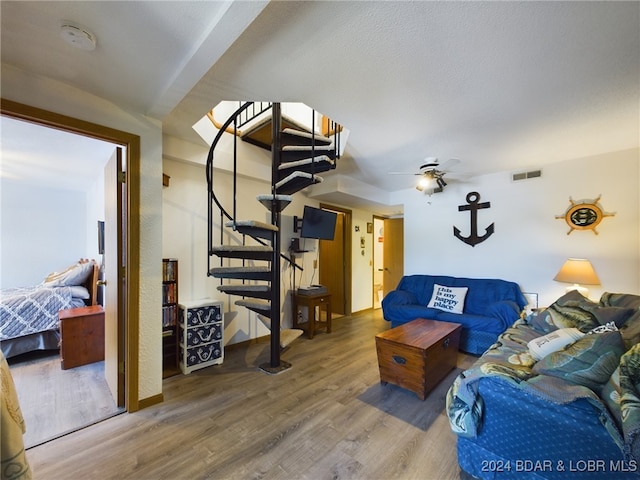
left=256, top=194, right=293, bottom=213
left=224, top=220, right=278, bottom=240
left=236, top=298, right=271, bottom=318
left=209, top=266, right=271, bottom=281
left=211, top=245, right=272, bottom=260
left=275, top=171, right=323, bottom=195
left=217, top=284, right=271, bottom=299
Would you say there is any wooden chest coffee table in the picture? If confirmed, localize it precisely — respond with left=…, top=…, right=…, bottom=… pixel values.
left=375, top=318, right=461, bottom=400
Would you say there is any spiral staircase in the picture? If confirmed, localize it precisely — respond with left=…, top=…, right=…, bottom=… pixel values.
left=206, top=102, right=341, bottom=373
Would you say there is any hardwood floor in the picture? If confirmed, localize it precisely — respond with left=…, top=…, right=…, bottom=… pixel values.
left=8, top=350, right=123, bottom=448
left=25, top=310, right=475, bottom=479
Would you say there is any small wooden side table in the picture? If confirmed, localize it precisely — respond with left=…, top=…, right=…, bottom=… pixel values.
left=293, top=292, right=332, bottom=339
left=59, top=305, right=105, bottom=370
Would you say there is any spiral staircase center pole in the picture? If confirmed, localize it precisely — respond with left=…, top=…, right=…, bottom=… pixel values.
left=269, top=103, right=282, bottom=369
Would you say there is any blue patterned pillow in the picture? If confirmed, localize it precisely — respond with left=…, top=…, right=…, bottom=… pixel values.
left=532, top=331, right=625, bottom=392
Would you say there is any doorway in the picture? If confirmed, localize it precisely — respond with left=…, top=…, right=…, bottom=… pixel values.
left=382, top=217, right=404, bottom=297
left=318, top=204, right=352, bottom=316
left=373, top=216, right=385, bottom=308
left=1, top=99, right=141, bottom=418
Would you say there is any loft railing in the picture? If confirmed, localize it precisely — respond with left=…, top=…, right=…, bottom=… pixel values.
left=206, top=101, right=342, bottom=274
left=205, top=102, right=301, bottom=275
left=207, top=102, right=273, bottom=136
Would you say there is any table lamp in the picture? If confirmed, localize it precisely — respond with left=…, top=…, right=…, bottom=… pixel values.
left=553, top=258, right=600, bottom=297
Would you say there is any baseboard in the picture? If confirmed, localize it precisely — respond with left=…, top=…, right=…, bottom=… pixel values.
left=138, top=393, right=164, bottom=410
left=351, top=307, right=373, bottom=317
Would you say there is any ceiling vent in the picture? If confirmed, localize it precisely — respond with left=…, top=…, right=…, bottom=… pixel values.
left=512, top=169, right=542, bottom=182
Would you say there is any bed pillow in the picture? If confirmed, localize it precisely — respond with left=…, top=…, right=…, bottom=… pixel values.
left=533, top=330, right=626, bottom=392
left=528, top=290, right=633, bottom=334
left=427, top=284, right=467, bottom=314
left=43, top=261, right=94, bottom=287
left=68, top=285, right=91, bottom=300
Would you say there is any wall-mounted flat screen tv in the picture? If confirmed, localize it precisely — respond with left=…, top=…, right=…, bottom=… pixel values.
left=97, top=220, right=105, bottom=255
left=300, top=206, right=337, bottom=240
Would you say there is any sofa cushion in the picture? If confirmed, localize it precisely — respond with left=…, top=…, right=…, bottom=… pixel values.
left=427, top=284, right=467, bottom=314
left=435, top=311, right=506, bottom=335
left=532, top=330, right=625, bottom=392
left=528, top=290, right=634, bottom=334
left=393, top=274, right=527, bottom=316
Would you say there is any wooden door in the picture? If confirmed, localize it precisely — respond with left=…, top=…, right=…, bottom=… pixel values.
left=383, top=218, right=404, bottom=296
left=319, top=211, right=345, bottom=315
left=104, top=148, right=125, bottom=406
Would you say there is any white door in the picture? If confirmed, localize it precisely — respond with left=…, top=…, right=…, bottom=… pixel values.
left=104, top=147, right=125, bottom=406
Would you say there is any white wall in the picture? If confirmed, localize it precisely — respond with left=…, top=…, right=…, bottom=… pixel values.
left=397, top=148, right=639, bottom=308
left=162, top=157, right=320, bottom=345
left=2, top=64, right=164, bottom=401
left=162, top=154, right=380, bottom=343
left=85, top=173, right=106, bottom=263
left=1, top=179, right=87, bottom=288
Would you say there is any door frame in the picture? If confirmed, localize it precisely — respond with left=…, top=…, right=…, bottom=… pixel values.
left=319, top=203, right=352, bottom=315
left=372, top=215, right=385, bottom=308
left=1, top=98, right=141, bottom=412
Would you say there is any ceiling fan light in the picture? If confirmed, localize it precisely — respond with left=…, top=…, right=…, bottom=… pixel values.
left=417, top=176, right=430, bottom=189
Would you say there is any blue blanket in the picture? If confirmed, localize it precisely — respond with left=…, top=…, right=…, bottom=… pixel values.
left=0, top=285, right=82, bottom=341
left=446, top=316, right=640, bottom=462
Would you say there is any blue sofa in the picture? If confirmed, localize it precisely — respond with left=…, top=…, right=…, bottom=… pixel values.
left=381, top=275, right=527, bottom=355
left=447, top=291, right=640, bottom=479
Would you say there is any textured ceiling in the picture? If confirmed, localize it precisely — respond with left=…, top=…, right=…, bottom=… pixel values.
left=1, top=1, right=638, bottom=209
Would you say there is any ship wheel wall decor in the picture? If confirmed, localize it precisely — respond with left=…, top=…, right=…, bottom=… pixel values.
left=555, top=195, right=615, bottom=235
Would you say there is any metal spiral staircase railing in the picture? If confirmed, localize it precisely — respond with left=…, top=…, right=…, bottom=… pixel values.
left=206, top=102, right=341, bottom=373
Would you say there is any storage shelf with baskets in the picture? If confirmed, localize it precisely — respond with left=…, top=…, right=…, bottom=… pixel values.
left=178, top=300, right=224, bottom=374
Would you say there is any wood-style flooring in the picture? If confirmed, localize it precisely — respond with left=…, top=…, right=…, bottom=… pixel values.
left=24, top=309, right=476, bottom=480
left=8, top=350, right=123, bottom=448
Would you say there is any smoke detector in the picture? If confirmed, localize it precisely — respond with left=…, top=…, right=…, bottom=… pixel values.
left=59, top=21, right=96, bottom=51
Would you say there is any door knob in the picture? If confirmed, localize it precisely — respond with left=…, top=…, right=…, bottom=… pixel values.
left=97, top=280, right=107, bottom=286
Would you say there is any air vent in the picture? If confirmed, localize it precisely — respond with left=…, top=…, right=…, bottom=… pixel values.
left=512, top=169, right=542, bottom=182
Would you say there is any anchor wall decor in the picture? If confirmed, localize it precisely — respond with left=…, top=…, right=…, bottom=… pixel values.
left=454, top=191, right=495, bottom=247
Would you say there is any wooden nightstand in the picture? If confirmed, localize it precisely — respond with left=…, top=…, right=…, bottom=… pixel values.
left=293, top=292, right=332, bottom=339
left=59, top=305, right=105, bottom=370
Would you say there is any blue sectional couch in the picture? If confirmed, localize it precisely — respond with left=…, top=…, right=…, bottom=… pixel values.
left=447, top=291, right=640, bottom=479
left=381, top=275, right=527, bottom=355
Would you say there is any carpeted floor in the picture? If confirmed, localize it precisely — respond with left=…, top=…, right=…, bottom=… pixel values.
left=7, top=350, right=123, bottom=448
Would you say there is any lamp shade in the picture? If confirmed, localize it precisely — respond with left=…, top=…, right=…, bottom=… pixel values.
left=553, top=258, right=600, bottom=285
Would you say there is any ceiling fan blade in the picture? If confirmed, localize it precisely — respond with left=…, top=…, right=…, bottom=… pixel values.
left=439, top=158, right=461, bottom=171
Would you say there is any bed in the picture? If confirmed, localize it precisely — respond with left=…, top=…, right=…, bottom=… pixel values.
left=0, top=260, right=99, bottom=358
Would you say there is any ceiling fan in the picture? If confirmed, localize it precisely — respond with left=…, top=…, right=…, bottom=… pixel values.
left=389, top=158, right=460, bottom=194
